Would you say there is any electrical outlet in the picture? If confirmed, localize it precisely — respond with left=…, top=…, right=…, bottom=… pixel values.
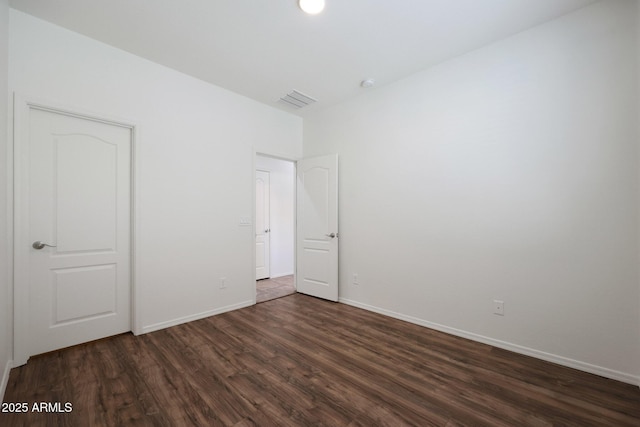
left=220, top=277, right=227, bottom=289
left=493, top=300, right=504, bottom=316
left=352, top=273, right=359, bottom=285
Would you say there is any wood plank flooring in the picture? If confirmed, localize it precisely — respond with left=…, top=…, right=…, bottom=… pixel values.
left=256, top=275, right=295, bottom=303
left=2, top=293, right=639, bottom=426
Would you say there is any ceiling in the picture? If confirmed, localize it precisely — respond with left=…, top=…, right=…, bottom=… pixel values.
left=9, top=0, right=597, bottom=116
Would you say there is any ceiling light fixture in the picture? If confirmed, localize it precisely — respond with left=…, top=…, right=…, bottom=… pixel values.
left=298, top=0, right=325, bottom=15
left=361, top=78, right=376, bottom=88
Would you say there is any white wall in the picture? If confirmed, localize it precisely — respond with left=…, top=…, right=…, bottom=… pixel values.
left=638, top=0, right=640, bottom=384
left=0, top=0, right=10, bottom=400
left=9, top=10, right=302, bottom=334
left=255, top=155, right=295, bottom=278
left=304, top=0, right=640, bottom=383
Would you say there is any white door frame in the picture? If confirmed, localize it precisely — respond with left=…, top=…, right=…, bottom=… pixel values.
left=12, top=95, right=140, bottom=366
left=252, top=150, right=297, bottom=304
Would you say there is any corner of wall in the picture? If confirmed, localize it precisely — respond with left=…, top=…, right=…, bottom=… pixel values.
left=636, top=0, right=640, bottom=389
left=0, top=0, right=11, bottom=403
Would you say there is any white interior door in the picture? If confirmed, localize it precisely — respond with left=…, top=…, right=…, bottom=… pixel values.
left=19, top=106, right=132, bottom=359
left=256, top=170, right=271, bottom=280
left=296, top=154, right=338, bottom=301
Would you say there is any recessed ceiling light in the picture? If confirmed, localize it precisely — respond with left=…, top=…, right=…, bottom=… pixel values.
left=361, top=79, right=376, bottom=88
left=298, top=0, right=325, bottom=15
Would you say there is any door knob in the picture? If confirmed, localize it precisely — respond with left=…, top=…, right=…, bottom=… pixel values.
left=32, top=241, right=57, bottom=250
left=325, top=233, right=337, bottom=239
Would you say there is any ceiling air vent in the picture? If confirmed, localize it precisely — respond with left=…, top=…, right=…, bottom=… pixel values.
left=278, top=90, right=317, bottom=109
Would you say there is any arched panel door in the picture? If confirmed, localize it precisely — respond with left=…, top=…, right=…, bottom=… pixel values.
left=296, top=154, right=338, bottom=301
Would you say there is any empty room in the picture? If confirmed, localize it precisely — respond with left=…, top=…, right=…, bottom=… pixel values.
left=1, top=0, right=640, bottom=425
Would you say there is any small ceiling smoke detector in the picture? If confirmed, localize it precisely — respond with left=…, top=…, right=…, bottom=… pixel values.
left=298, top=0, right=325, bottom=15
left=361, top=78, right=376, bottom=88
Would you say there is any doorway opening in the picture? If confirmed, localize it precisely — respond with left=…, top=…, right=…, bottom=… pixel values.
left=255, top=154, right=296, bottom=303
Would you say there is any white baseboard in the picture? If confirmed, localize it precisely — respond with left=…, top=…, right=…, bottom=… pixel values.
left=1, top=358, right=13, bottom=402
left=270, top=272, right=294, bottom=279
left=339, top=298, right=640, bottom=386
left=141, top=300, right=254, bottom=335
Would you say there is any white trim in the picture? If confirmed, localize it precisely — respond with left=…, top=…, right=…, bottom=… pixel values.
left=12, top=95, right=140, bottom=363
left=270, top=272, right=295, bottom=279
left=141, top=300, right=254, bottom=334
left=0, top=359, right=12, bottom=401
left=13, top=94, right=29, bottom=366
left=255, top=151, right=302, bottom=163
left=339, top=298, right=640, bottom=386
left=130, top=124, right=142, bottom=335
left=251, top=149, right=257, bottom=304
left=6, top=94, right=16, bottom=370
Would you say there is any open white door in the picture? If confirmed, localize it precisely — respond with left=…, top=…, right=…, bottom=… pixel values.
left=255, top=170, right=270, bottom=280
left=296, top=154, right=338, bottom=301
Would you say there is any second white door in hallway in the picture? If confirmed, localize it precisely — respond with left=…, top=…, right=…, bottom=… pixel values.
left=256, top=170, right=270, bottom=280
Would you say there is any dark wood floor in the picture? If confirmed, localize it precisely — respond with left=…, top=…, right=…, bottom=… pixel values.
left=256, top=275, right=295, bottom=303
left=2, top=294, right=639, bottom=426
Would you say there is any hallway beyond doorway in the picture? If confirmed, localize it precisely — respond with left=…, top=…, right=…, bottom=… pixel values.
left=256, top=275, right=295, bottom=303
